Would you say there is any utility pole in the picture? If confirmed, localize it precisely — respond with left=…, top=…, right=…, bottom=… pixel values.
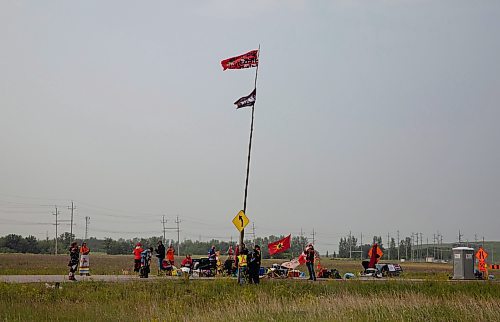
left=360, top=232, right=363, bottom=260
left=397, top=230, right=400, bottom=261
left=53, top=206, right=59, bottom=255
left=349, top=231, right=352, bottom=259
left=251, top=222, right=256, bottom=246
left=175, top=216, right=181, bottom=256
left=84, top=216, right=90, bottom=240
left=68, top=201, right=76, bottom=243
left=440, top=234, right=443, bottom=261
left=420, top=232, right=423, bottom=262
left=311, top=229, right=316, bottom=245
left=387, top=232, right=391, bottom=260
left=405, top=234, right=408, bottom=260
left=436, top=230, right=441, bottom=259
left=300, top=228, right=305, bottom=249
left=458, top=230, right=463, bottom=244
left=426, top=237, right=429, bottom=259
left=410, top=233, right=414, bottom=262
left=161, top=216, right=167, bottom=243
left=416, top=233, right=419, bottom=261
left=433, top=234, right=436, bottom=259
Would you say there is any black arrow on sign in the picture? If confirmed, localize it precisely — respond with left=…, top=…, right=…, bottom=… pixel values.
left=239, top=215, right=244, bottom=227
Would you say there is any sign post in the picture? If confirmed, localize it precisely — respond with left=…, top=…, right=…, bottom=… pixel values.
left=232, top=210, right=249, bottom=232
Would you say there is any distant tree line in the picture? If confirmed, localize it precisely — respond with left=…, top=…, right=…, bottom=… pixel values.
left=337, top=234, right=451, bottom=260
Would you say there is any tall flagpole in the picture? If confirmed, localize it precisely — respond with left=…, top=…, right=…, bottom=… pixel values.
left=240, top=45, right=260, bottom=250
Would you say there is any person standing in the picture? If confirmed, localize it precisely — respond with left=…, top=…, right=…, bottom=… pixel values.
left=305, top=244, right=316, bottom=281
left=208, top=245, right=217, bottom=271
left=139, top=247, right=153, bottom=278
left=166, top=244, right=175, bottom=265
left=155, top=241, right=166, bottom=274
left=248, top=245, right=261, bottom=284
left=68, top=242, right=79, bottom=281
left=165, top=244, right=175, bottom=275
left=133, top=243, right=143, bottom=273
left=237, top=246, right=248, bottom=284
left=78, top=242, right=91, bottom=276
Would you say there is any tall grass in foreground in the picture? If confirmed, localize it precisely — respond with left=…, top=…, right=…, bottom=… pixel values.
left=1, top=280, right=499, bottom=321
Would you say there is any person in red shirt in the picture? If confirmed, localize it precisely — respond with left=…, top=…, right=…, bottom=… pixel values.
left=166, top=245, right=175, bottom=264
left=181, top=254, right=193, bottom=268
left=133, top=243, right=143, bottom=273
left=180, top=254, right=193, bottom=280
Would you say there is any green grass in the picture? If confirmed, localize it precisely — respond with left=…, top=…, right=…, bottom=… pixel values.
left=1, top=279, right=499, bottom=321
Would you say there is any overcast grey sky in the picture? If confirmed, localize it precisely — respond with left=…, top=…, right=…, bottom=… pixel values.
left=1, top=1, right=499, bottom=252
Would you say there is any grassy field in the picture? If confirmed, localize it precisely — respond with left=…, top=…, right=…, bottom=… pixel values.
left=1, top=279, right=499, bottom=321
left=0, top=253, right=453, bottom=279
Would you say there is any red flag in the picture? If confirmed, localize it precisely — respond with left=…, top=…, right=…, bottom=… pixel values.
left=368, top=243, right=383, bottom=268
left=221, top=50, right=259, bottom=71
left=268, top=235, right=291, bottom=256
left=298, top=253, right=306, bottom=265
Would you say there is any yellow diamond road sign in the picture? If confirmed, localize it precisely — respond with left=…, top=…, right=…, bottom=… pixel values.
left=232, top=210, right=249, bottom=232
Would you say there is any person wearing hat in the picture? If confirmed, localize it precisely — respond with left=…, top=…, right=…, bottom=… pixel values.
left=133, top=243, right=144, bottom=273
left=305, top=244, right=316, bottom=281
left=248, top=245, right=262, bottom=284
left=68, top=242, right=79, bottom=281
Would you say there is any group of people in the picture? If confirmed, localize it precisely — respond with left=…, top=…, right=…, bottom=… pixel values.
left=68, top=239, right=317, bottom=282
left=132, top=241, right=185, bottom=278
left=234, top=243, right=262, bottom=284
left=68, top=241, right=91, bottom=281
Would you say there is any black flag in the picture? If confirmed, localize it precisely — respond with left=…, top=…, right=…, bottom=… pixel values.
left=234, top=89, right=256, bottom=109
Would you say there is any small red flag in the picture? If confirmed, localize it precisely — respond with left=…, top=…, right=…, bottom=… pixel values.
left=298, top=253, right=306, bottom=265
left=268, top=234, right=291, bottom=256
left=221, top=50, right=259, bottom=71
left=368, top=243, right=383, bottom=268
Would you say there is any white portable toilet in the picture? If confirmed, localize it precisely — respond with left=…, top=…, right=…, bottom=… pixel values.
left=452, top=247, right=475, bottom=280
